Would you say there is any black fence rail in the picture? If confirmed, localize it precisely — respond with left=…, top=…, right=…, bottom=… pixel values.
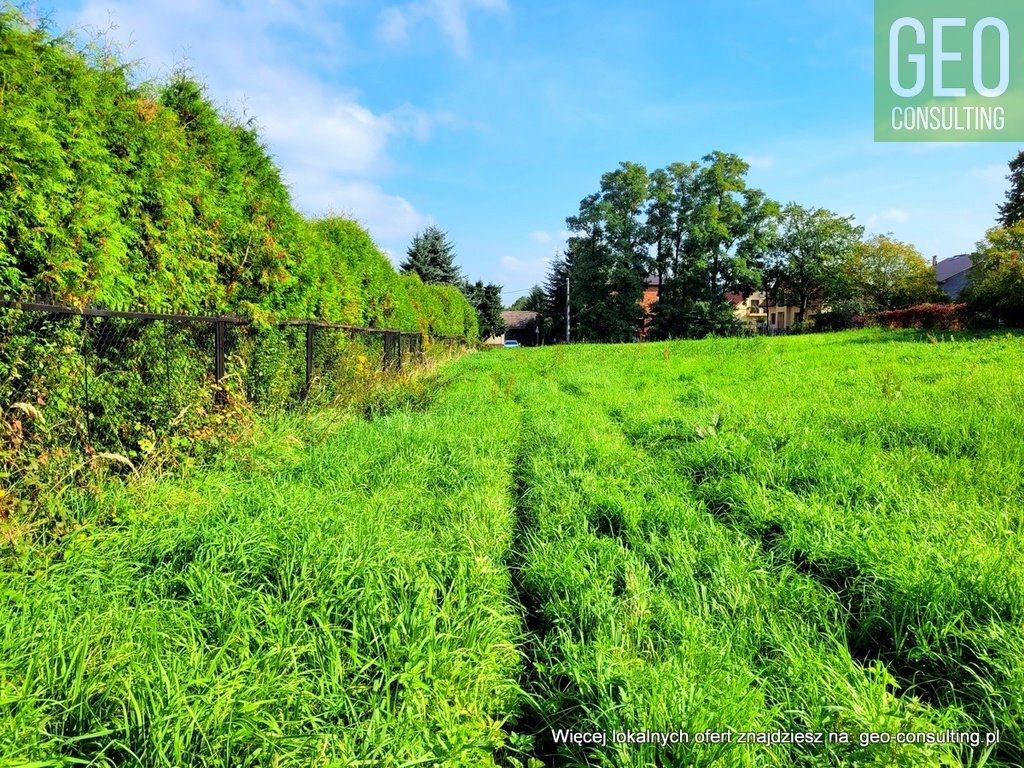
left=0, top=300, right=463, bottom=475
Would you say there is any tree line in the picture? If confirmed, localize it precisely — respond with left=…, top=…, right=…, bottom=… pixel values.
left=516, top=150, right=1023, bottom=343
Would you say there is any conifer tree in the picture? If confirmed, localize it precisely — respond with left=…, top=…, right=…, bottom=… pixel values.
left=997, top=150, right=1024, bottom=227
left=399, top=226, right=463, bottom=285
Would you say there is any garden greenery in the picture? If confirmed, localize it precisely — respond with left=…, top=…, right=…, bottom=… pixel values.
left=0, top=10, right=477, bottom=338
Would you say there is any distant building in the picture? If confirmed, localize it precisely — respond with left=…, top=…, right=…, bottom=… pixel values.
left=726, top=291, right=767, bottom=330
left=484, top=310, right=541, bottom=346
left=726, top=290, right=816, bottom=332
left=765, top=298, right=818, bottom=331
left=642, top=279, right=817, bottom=336
left=934, top=254, right=974, bottom=300
left=640, top=274, right=662, bottom=339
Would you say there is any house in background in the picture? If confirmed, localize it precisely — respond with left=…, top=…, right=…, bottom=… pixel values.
left=497, top=310, right=541, bottom=346
left=483, top=329, right=506, bottom=346
left=764, top=298, right=819, bottom=331
left=728, top=290, right=816, bottom=332
left=639, top=274, right=661, bottom=339
left=934, top=254, right=974, bottom=300
left=726, top=291, right=767, bottom=330
left=485, top=310, right=542, bottom=346
left=639, top=277, right=823, bottom=337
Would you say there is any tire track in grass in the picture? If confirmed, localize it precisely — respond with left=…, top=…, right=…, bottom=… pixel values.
left=596, top=335, right=1024, bottom=767
left=620, top=412, right=1023, bottom=766
left=494, top=355, right=961, bottom=768
left=504, top=422, right=558, bottom=766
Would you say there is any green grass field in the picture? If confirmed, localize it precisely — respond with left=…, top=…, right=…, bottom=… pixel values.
left=2, top=329, right=1023, bottom=766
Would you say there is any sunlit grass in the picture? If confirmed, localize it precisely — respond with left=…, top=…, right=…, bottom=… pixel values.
left=2, top=329, right=1022, bottom=766
left=497, top=329, right=1023, bottom=765
left=1, top=373, right=524, bottom=766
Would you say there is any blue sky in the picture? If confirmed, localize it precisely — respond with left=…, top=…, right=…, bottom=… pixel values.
left=45, top=0, right=1020, bottom=303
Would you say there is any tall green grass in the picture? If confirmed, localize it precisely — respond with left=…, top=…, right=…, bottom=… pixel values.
left=2, top=329, right=1021, bottom=766
left=485, top=349, right=964, bottom=766
left=1, top=372, right=523, bottom=765
left=494, top=330, right=1022, bottom=765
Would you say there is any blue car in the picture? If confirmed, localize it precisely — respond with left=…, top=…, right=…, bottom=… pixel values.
left=503, top=340, right=521, bottom=348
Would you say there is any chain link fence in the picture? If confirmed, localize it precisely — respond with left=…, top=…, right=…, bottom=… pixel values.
left=0, top=300, right=462, bottom=503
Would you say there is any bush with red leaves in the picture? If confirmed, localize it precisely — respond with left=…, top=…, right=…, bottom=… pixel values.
left=869, top=303, right=970, bottom=330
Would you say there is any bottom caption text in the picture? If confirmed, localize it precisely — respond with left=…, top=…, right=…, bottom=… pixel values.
left=551, top=729, right=1000, bottom=749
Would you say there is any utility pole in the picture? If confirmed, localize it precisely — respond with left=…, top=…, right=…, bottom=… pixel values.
left=565, top=276, right=570, bottom=343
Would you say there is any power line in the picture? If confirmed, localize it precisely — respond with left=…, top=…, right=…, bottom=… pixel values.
left=501, top=287, right=540, bottom=296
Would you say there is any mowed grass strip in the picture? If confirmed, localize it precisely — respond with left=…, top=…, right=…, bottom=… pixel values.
left=0, top=373, right=524, bottom=766
left=495, top=345, right=965, bottom=767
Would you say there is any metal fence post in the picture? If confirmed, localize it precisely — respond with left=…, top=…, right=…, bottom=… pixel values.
left=163, top=321, right=172, bottom=420
left=383, top=331, right=400, bottom=372
left=305, top=321, right=314, bottom=397
left=214, top=318, right=226, bottom=405
left=82, top=315, right=92, bottom=450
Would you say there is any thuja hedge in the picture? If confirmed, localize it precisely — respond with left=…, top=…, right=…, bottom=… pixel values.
left=0, top=10, right=478, bottom=526
left=0, top=10, right=477, bottom=339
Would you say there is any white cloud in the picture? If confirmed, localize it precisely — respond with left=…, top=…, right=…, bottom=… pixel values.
left=500, top=255, right=539, bottom=272
left=496, top=254, right=554, bottom=296
left=865, top=208, right=909, bottom=229
left=293, top=177, right=431, bottom=243
left=528, top=229, right=571, bottom=245
left=71, top=0, right=437, bottom=238
left=377, top=6, right=411, bottom=46
left=745, top=154, right=775, bottom=171
left=74, top=0, right=342, bottom=78
left=375, top=0, right=507, bottom=58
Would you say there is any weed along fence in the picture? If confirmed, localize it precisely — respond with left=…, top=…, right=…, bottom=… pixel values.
left=0, top=299, right=462, bottom=473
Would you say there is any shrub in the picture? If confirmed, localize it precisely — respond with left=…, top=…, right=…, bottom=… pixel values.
left=871, top=303, right=970, bottom=330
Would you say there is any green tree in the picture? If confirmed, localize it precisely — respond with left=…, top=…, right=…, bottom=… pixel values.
left=646, top=166, right=686, bottom=302
left=399, top=226, right=463, bottom=285
left=509, top=285, right=546, bottom=312
left=541, top=251, right=574, bottom=342
left=765, top=204, right=862, bottom=325
left=0, top=10, right=479, bottom=339
left=848, top=235, right=944, bottom=310
left=998, top=150, right=1024, bottom=227
left=963, top=222, right=1024, bottom=325
left=566, top=163, right=651, bottom=342
left=462, top=280, right=506, bottom=340
left=651, top=153, right=776, bottom=339
left=691, top=152, right=774, bottom=299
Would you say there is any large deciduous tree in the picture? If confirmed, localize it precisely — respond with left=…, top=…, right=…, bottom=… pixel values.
left=848, top=235, right=945, bottom=310
left=546, top=153, right=778, bottom=341
left=963, top=222, right=1024, bottom=325
left=400, top=226, right=463, bottom=286
left=651, top=153, right=777, bottom=338
left=565, top=162, right=651, bottom=342
left=765, top=204, right=862, bottom=325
